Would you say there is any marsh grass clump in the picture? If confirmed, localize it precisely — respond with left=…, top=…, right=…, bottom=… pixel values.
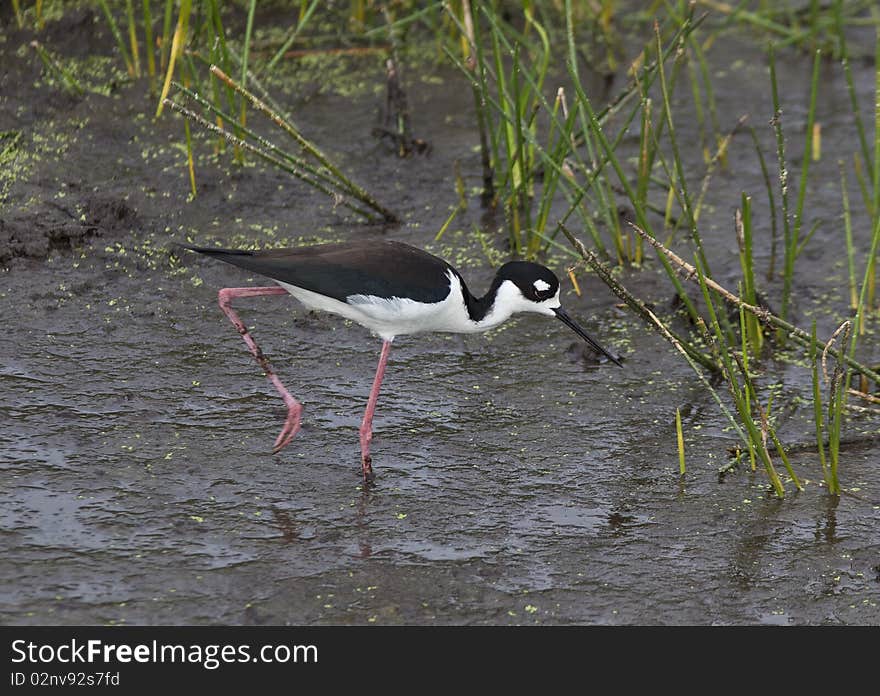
left=164, top=65, right=398, bottom=222
left=74, top=0, right=397, bottom=216
left=542, top=3, right=880, bottom=497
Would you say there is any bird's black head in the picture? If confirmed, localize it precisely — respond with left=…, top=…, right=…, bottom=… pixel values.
left=495, top=261, right=561, bottom=304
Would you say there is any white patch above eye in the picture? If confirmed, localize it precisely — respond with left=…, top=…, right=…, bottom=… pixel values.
left=533, top=279, right=551, bottom=292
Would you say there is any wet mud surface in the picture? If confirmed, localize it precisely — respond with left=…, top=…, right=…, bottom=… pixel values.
left=2, top=9, right=879, bottom=624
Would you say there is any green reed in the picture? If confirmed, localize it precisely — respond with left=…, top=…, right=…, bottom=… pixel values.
left=238, top=0, right=257, bottom=133
left=810, top=321, right=828, bottom=483
left=840, top=163, right=858, bottom=312
left=155, top=0, right=192, bottom=118
left=125, top=0, right=140, bottom=77
left=675, top=407, right=686, bottom=475
left=206, top=0, right=239, bottom=155
left=738, top=301, right=757, bottom=471
left=160, top=0, right=174, bottom=72
left=835, top=0, right=873, bottom=206
left=747, top=127, right=779, bottom=280
left=767, top=44, right=790, bottom=325
left=694, top=257, right=790, bottom=497
left=142, top=0, right=156, bottom=95
left=489, top=6, right=551, bottom=256
left=789, top=48, right=822, bottom=280
left=872, top=15, right=880, bottom=306
left=824, top=321, right=852, bottom=495
left=449, top=0, right=495, bottom=200
left=766, top=43, right=821, bottom=333
left=736, top=195, right=763, bottom=356
left=97, top=0, right=135, bottom=77
left=31, top=40, right=83, bottom=96
left=664, top=0, right=722, bottom=167
left=655, top=26, right=711, bottom=282
left=265, top=0, right=321, bottom=74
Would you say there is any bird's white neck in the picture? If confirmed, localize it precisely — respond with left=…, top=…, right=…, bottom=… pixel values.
left=461, top=276, right=561, bottom=331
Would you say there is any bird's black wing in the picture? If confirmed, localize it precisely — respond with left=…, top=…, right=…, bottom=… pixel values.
left=178, top=240, right=458, bottom=304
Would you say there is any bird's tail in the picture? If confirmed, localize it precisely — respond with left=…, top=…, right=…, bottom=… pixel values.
left=174, top=243, right=284, bottom=280
left=174, top=243, right=255, bottom=258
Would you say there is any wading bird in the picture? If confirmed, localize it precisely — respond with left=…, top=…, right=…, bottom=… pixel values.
left=180, top=240, right=620, bottom=483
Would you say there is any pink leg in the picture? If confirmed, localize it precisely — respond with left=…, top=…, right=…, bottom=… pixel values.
left=217, top=287, right=302, bottom=454
left=359, top=340, right=393, bottom=483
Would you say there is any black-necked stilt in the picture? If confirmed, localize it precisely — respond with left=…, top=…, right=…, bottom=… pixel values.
left=179, top=239, right=620, bottom=483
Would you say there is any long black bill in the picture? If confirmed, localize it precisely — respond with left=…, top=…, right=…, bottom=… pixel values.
left=553, top=307, right=622, bottom=367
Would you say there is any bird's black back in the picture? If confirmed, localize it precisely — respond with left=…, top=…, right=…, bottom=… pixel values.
left=179, top=240, right=460, bottom=304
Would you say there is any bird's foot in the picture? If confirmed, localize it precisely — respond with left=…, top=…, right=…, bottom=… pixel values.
left=272, top=402, right=303, bottom=454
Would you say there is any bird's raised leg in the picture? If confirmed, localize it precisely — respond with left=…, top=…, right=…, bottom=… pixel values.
left=217, top=287, right=302, bottom=454
left=359, top=340, right=393, bottom=483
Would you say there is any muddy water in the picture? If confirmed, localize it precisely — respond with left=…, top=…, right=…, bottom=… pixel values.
left=2, top=11, right=879, bottom=624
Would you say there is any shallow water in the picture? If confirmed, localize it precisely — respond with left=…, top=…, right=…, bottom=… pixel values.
left=1, top=8, right=879, bottom=625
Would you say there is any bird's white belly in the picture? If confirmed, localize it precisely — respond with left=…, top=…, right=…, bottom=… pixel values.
left=276, top=277, right=481, bottom=341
